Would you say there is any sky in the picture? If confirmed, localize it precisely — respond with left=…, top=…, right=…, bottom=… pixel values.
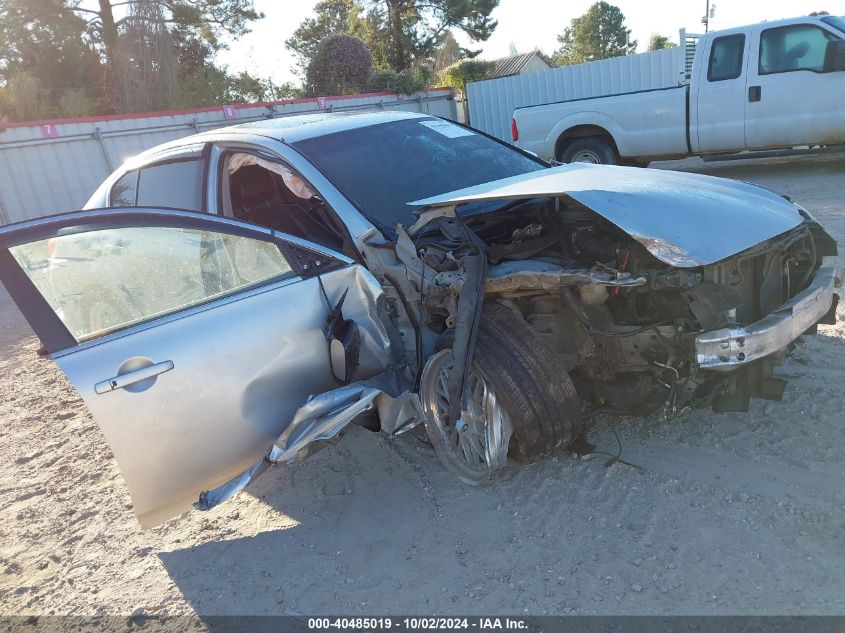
left=216, top=0, right=845, bottom=85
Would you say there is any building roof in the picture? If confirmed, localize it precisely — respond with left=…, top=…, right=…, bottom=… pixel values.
left=490, top=51, right=550, bottom=79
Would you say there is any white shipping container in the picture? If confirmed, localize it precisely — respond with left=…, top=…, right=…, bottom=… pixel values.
left=466, top=46, right=686, bottom=142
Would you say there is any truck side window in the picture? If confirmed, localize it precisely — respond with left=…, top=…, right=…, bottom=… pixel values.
left=707, top=34, right=745, bottom=81
left=759, top=25, right=838, bottom=74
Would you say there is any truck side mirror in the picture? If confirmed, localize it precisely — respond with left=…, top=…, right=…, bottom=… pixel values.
left=823, top=40, right=845, bottom=72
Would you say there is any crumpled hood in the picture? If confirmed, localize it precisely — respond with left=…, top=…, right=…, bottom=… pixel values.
left=411, top=163, right=805, bottom=268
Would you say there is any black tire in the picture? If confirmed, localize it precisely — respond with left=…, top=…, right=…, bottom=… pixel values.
left=475, top=304, right=582, bottom=463
left=559, top=136, right=617, bottom=165
left=422, top=304, right=582, bottom=479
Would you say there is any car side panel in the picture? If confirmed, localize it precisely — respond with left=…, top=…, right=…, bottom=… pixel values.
left=51, top=263, right=390, bottom=528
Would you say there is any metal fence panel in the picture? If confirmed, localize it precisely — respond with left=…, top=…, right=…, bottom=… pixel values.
left=0, top=89, right=456, bottom=224
left=466, top=48, right=685, bottom=142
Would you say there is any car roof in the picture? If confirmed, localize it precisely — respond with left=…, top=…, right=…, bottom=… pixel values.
left=228, top=110, right=432, bottom=143
left=129, top=110, right=433, bottom=165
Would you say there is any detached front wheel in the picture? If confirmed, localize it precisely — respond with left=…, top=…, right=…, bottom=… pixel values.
left=420, top=304, right=582, bottom=484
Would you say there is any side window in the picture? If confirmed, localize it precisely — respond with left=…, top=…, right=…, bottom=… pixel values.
left=759, top=25, right=838, bottom=74
left=136, top=160, right=205, bottom=210
left=110, top=170, right=139, bottom=206
left=9, top=227, right=293, bottom=342
left=221, top=152, right=346, bottom=252
left=708, top=34, right=745, bottom=81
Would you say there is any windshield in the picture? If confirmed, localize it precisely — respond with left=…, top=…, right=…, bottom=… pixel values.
left=291, top=118, right=546, bottom=232
left=822, top=16, right=845, bottom=34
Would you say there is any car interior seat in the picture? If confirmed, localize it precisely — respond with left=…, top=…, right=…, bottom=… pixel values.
left=230, top=165, right=310, bottom=235
left=229, top=164, right=346, bottom=252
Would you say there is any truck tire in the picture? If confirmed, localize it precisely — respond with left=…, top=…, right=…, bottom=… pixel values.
left=559, top=137, right=617, bottom=165
left=421, top=304, right=582, bottom=484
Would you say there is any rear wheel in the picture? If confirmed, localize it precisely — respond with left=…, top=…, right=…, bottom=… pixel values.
left=421, top=304, right=582, bottom=483
left=559, top=137, right=617, bottom=165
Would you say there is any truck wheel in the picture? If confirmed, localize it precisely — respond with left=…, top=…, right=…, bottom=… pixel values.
left=559, top=137, right=617, bottom=165
left=420, top=304, right=582, bottom=484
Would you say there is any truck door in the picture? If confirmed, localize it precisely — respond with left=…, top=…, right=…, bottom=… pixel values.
left=694, top=30, right=750, bottom=153
left=745, top=22, right=845, bottom=149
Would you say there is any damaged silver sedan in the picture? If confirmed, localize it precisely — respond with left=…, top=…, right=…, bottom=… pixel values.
left=1, top=111, right=842, bottom=527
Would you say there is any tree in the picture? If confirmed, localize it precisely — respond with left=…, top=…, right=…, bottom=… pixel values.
left=438, top=58, right=495, bottom=92
left=0, top=0, right=103, bottom=117
left=364, top=0, right=499, bottom=71
left=0, top=0, right=271, bottom=120
left=74, top=0, right=265, bottom=113
left=112, top=0, right=179, bottom=112
left=287, top=0, right=499, bottom=75
left=173, top=66, right=274, bottom=108
left=306, top=34, right=373, bottom=96
left=286, top=0, right=365, bottom=78
left=553, top=1, right=636, bottom=66
left=433, top=31, right=463, bottom=71
left=648, top=34, right=676, bottom=51
left=70, top=0, right=261, bottom=74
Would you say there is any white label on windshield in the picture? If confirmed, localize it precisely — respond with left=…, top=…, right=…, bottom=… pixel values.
left=420, top=120, right=474, bottom=138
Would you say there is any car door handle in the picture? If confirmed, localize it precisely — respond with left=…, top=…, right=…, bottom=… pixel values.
left=94, top=360, right=174, bottom=395
left=748, top=85, right=761, bottom=102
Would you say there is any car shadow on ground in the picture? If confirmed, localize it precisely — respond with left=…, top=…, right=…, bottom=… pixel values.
left=156, top=430, right=494, bottom=618
left=156, top=321, right=845, bottom=621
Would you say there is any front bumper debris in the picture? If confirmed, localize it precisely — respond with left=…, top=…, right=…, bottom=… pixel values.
left=696, top=256, right=845, bottom=371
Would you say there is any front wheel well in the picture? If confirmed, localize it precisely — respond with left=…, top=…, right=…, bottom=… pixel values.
left=555, top=125, right=619, bottom=160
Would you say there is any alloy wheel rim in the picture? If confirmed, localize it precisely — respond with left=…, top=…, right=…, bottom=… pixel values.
left=422, top=351, right=510, bottom=473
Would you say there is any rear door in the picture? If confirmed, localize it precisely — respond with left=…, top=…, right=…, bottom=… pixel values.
left=0, top=208, right=391, bottom=527
left=745, top=21, right=845, bottom=148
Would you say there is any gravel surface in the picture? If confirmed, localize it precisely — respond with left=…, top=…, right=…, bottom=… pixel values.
left=1, top=154, right=844, bottom=619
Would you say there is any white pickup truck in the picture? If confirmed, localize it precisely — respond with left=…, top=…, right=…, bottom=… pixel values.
left=513, top=14, right=845, bottom=165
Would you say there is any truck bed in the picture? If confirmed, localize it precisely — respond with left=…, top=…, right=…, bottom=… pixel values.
left=515, top=85, right=690, bottom=161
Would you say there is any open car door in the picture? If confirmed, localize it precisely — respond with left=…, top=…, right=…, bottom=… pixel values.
left=0, top=208, right=398, bottom=527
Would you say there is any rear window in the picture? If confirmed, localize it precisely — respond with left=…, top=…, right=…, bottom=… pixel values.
left=291, top=118, right=545, bottom=232
left=110, top=159, right=205, bottom=210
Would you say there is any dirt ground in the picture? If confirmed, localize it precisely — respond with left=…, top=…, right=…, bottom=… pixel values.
left=2, top=154, right=845, bottom=620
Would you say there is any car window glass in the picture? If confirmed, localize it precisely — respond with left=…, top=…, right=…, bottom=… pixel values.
left=110, top=170, right=139, bottom=206
left=221, top=153, right=345, bottom=251
left=292, top=118, right=545, bottom=232
left=136, top=160, right=205, bottom=210
left=9, top=227, right=293, bottom=342
left=708, top=34, right=745, bottom=81
left=759, top=24, right=837, bottom=74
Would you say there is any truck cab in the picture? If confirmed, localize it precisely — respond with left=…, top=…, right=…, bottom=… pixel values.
left=512, top=14, right=845, bottom=164
left=692, top=14, right=845, bottom=154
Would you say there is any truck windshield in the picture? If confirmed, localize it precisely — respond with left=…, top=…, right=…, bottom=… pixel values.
left=291, top=118, right=546, bottom=233
left=822, top=16, right=845, bottom=34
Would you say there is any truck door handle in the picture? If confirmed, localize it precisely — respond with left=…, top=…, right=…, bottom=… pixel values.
left=94, top=360, right=174, bottom=394
left=748, top=86, right=761, bottom=102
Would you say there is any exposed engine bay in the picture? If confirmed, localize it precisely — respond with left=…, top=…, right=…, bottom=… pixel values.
left=362, top=193, right=839, bottom=428
left=420, top=198, right=838, bottom=415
